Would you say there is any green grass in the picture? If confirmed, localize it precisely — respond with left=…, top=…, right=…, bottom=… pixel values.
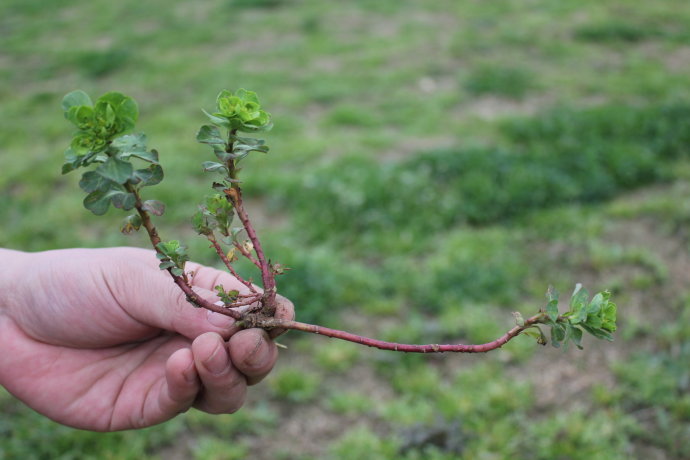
left=2, top=0, right=690, bottom=458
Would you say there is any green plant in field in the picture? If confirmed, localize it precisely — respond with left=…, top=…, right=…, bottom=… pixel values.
left=60, top=88, right=617, bottom=354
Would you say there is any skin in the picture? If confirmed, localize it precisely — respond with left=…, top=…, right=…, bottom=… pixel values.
left=0, top=247, right=294, bottom=431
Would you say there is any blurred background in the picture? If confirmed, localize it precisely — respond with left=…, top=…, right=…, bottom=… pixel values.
left=2, top=0, right=690, bottom=458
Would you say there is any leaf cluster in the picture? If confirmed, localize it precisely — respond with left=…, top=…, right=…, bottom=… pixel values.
left=61, top=91, right=138, bottom=172
left=196, top=125, right=269, bottom=176
left=196, top=89, right=271, bottom=180
left=202, top=89, right=272, bottom=133
left=156, top=240, right=190, bottom=276
left=61, top=90, right=164, bottom=218
left=534, top=285, right=617, bottom=350
left=192, top=193, right=235, bottom=237
left=215, top=285, right=240, bottom=306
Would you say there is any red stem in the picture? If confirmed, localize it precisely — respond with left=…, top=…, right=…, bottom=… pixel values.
left=207, top=233, right=257, bottom=293
left=250, top=314, right=546, bottom=353
left=232, top=191, right=277, bottom=314
left=232, top=241, right=261, bottom=268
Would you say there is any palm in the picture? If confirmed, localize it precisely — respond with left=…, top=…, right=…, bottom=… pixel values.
left=3, top=318, right=190, bottom=430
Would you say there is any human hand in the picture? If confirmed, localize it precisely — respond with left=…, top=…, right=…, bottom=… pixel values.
left=0, top=247, right=294, bottom=431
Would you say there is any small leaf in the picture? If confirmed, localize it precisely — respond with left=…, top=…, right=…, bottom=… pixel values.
left=158, top=260, right=176, bottom=270
left=196, top=125, right=226, bottom=146
left=192, top=211, right=213, bottom=235
left=569, top=283, right=589, bottom=310
left=581, top=324, right=614, bottom=341
left=83, top=190, right=111, bottom=215
left=132, top=164, right=164, bottom=187
left=202, top=109, right=230, bottom=128
left=120, top=214, right=142, bottom=234
left=116, top=97, right=139, bottom=131
left=62, top=161, right=77, bottom=175
left=215, top=285, right=240, bottom=305
left=545, top=285, right=560, bottom=323
left=109, top=191, right=136, bottom=210
left=62, top=90, right=92, bottom=112
left=96, top=157, right=134, bottom=184
left=142, top=199, right=165, bottom=216
left=111, top=133, right=158, bottom=163
left=79, top=171, right=113, bottom=193
left=550, top=323, right=566, bottom=349
left=202, top=161, right=228, bottom=173
left=571, top=326, right=583, bottom=349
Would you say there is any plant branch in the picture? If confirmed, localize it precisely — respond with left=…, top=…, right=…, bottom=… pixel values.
left=239, top=313, right=548, bottom=353
left=126, top=184, right=243, bottom=320
left=232, top=241, right=261, bottom=268
left=206, top=233, right=257, bottom=293
left=225, top=187, right=277, bottom=315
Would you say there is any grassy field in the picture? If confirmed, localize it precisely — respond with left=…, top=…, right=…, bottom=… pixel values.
left=2, top=0, right=690, bottom=458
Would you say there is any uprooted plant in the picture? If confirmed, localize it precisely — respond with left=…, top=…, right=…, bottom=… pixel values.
left=60, top=89, right=617, bottom=353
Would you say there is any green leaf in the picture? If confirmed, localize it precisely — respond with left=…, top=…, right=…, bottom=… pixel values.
left=202, top=109, right=231, bottom=128
left=587, top=292, right=605, bottom=316
left=98, top=91, right=128, bottom=107
left=71, top=133, right=97, bottom=155
left=157, top=240, right=180, bottom=256
left=192, top=210, right=213, bottom=235
left=601, top=295, right=617, bottom=332
left=62, top=90, right=92, bottom=112
left=569, top=283, right=589, bottom=310
left=202, top=161, right=227, bottom=173
left=116, top=97, right=139, bottom=130
left=196, top=125, right=226, bottom=146
left=232, top=141, right=269, bottom=156
left=571, top=326, right=583, bottom=349
left=142, top=199, right=165, bottom=216
left=111, top=134, right=158, bottom=163
left=215, top=285, right=240, bottom=305
left=158, top=260, right=175, bottom=269
left=550, top=323, right=566, bottom=348
left=62, top=148, right=85, bottom=174
left=522, top=326, right=547, bottom=345
left=83, top=190, right=111, bottom=215
left=96, top=157, right=134, bottom=184
left=545, top=285, right=559, bottom=322
left=65, top=105, right=96, bottom=129
left=239, top=120, right=273, bottom=133
left=235, top=88, right=259, bottom=104
left=156, top=240, right=190, bottom=274
left=108, top=191, right=136, bottom=210
left=79, top=171, right=114, bottom=193
left=132, top=164, right=164, bottom=187
left=581, top=324, right=614, bottom=341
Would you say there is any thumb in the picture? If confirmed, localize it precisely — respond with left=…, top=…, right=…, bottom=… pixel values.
left=121, top=269, right=242, bottom=340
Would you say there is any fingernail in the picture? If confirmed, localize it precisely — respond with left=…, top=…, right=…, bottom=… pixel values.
left=246, top=334, right=271, bottom=368
left=208, top=310, right=235, bottom=328
left=203, top=344, right=228, bottom=375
